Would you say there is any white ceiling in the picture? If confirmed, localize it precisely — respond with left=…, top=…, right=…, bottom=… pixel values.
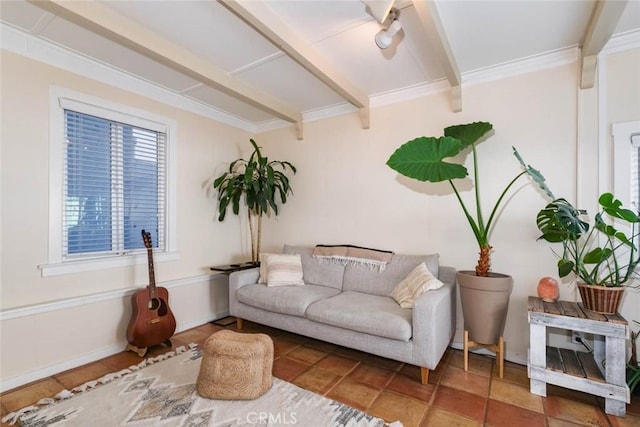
left=1, top=0, right=639, bottom=136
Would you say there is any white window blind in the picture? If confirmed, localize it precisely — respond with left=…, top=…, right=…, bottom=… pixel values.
left=63, top=110, right=166, bottom=259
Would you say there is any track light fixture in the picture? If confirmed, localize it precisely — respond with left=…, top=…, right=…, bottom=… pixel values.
left=375, top=13, right=402, bottom=49
left=362, top=0, right=403, bottom=50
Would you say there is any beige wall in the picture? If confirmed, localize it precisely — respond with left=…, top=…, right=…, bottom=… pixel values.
left=256, top=63, right=580, bottom=363
left=0, top=51, right=249, bottom=388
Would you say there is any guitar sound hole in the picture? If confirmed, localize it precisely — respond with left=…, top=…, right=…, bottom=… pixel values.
left=147, top=298, right=168, bottom=316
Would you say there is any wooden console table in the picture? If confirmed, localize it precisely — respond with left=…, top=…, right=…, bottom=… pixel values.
left=527, top=296, right=629, bottom=416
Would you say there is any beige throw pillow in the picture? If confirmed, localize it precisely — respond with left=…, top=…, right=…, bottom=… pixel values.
left=390, top=262, right=443, bottom=308
left=266, top=254, right=305, bottom=287
left=258, top=252, right=279, bottom=284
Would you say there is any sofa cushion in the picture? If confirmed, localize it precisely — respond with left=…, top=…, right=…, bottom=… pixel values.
left=283, top=245, right=345, bottom=290
left=390, top=262, right=444, bottom=308
left=265, top=254, right=305, bottom=287
left=237, top=284, right=340, bottom=317
left=342, top=253, right=439, bottom=297
left=305, top=291, right=413, bottom=341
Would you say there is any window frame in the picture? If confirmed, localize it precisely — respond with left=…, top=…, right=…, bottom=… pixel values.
left=612, top=120, right=640, bottom=244
left=613, top=120, right=640, bottom=207
left=41, top=86, right=178, bottom=277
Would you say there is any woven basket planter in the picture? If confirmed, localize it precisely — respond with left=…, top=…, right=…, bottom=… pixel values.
left=577, top=283, right=625, bottom=314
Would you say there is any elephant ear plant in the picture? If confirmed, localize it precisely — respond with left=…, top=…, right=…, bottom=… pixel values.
left=386, top=121, right=553, bottom=277
left=213, top=139, right=296, bottom=263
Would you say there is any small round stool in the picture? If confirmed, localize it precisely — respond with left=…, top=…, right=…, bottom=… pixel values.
left=196, top=330, right=274, bottom=400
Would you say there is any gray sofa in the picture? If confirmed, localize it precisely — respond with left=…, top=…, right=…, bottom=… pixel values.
left=228, top=245, right=456, bottom=384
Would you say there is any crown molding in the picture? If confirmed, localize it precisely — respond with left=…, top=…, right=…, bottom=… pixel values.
left=462, top=46, right=581, bottom=86
left=0, top=23, right=257, bottom=133
left=255, top=102, right=359, bottom=134
left=602, top=28, right=640, bottom=55
left=370, top=79, right=451, bottom=108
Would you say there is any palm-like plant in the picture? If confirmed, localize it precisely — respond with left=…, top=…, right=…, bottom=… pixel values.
left=213, top=139, right=296, bottom=262
left=386, top=121, right=553, bottom=277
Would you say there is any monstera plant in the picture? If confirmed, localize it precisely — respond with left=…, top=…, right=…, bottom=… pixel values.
left=536, top=193, right=640, bottom=313
left=386, top=121, right=553, bottom=277
left=536, top=194, right=640, bottom=287
left=213, top=139, right=296, bottom=263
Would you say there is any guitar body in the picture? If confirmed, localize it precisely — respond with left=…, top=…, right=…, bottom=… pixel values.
left=126, top=230, right=176, bottom=355
left=126, top=286, right=176, bottom=349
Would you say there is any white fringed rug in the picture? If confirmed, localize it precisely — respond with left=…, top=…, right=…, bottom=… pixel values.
left=4, top=345, right=399, bottom=426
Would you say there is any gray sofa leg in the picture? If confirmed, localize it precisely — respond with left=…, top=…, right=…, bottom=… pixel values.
left=236, top=318, right=243, bottom=329
left=420, top=367, right=429, bottom=385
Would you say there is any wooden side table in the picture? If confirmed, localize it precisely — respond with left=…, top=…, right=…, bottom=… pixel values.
left=527, top=296, right=630, bottom=416
left=210, top=262, right=259, bottom=275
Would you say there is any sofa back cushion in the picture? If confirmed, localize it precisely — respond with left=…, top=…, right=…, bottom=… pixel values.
left=342, top=253, right=440, bottom=297
left=283, top=245, right=345, bottom=290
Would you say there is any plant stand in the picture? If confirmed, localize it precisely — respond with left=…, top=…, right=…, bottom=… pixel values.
left=527, top=296, right=629, bottom=417
left=463, top=330, right=505, bottom=378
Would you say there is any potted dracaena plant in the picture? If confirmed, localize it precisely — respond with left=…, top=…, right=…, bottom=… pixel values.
left=386, top=121, right=553, bottom=344
left=213, top=138, right=296, bottom=263
left=536, top=193, right=640, bottom=314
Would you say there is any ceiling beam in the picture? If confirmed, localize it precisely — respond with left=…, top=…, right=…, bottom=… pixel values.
left=411, top=0, right=462, bottom=112
left=31, top=0, right=304, bottom=137
left=221, top=0, right=371, bottom=130
left=580, top=0, right=628, bottom=89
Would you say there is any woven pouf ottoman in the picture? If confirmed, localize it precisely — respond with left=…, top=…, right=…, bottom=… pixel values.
left=196, top=330, right=274, bottom=400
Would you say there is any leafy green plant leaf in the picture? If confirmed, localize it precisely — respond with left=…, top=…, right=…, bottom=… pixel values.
left=513, top=147, right=555, bottom=200
left=583, top=247, right=612, bottom=264
left=386, top=136, right=467, bottom=182
left=444, top=121, right=493, bottom=150
left=558, top=259, right=574, bottom=277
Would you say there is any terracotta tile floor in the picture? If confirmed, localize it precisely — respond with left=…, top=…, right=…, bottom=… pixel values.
left=2, top=319, right=639, bottom=427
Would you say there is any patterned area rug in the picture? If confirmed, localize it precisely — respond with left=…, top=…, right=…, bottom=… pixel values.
left=4, top=346, right=396, bottom=426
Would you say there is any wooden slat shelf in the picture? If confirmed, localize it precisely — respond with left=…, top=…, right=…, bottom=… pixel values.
left=546, top=346, right=563, bottom=372
left=577, top=351, right=605, bottom=383
left=528, top=296, right=628, bottom=327
left=528, top=296, right=629, bottom=417
left=546, top=346, right=604, bottom=382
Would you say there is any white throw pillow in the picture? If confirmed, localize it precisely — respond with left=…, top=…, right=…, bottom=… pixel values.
left=390, top=262, right=443, bottom=308
left=266, top=254, right=305, bottom=287
left=258, top=252, right=279, bottom=284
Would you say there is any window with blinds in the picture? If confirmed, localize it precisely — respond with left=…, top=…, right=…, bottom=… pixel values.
left=63, top=110, right=166, bottom=259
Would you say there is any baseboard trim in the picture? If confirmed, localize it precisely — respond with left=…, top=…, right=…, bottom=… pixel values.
left=0, top=310, right=229, bottom=393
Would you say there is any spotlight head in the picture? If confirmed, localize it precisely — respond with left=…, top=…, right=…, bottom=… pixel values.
left=375, top=19, right=402, bottom=49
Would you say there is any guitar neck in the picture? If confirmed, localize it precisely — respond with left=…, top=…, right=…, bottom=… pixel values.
left=147, top=247, right=156, bottom=297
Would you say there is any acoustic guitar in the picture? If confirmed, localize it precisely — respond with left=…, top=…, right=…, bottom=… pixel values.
left=126, top=229, right=176, bottom=357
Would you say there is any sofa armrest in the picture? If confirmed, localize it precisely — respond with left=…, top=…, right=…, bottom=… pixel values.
left=411, top=265, right=457, bottom=369
left=437, top=265, right=456, bottom=287
left=228, top=267, right=260, bottom=316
